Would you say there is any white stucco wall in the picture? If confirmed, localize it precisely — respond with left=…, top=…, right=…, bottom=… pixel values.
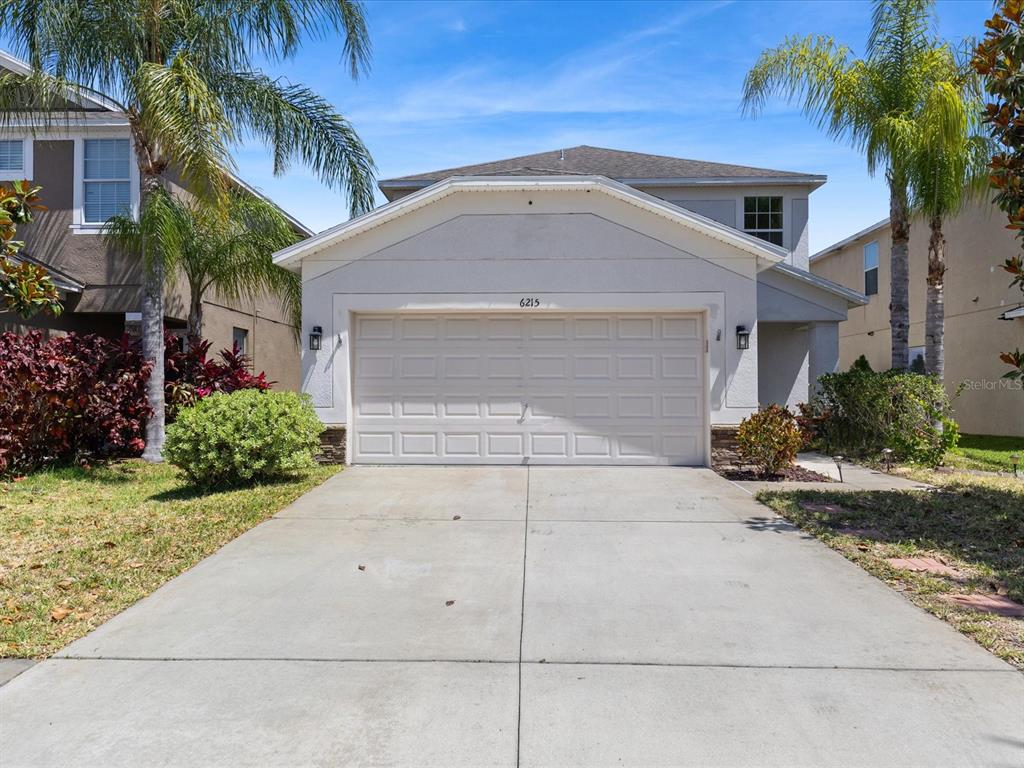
left=297, top=187, right=764, bottom=430
left=809, top=321, right=840, bottom=397
left=758, top=323, right=810, bottom=408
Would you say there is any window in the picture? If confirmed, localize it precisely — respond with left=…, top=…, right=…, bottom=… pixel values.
left=232, top=327, right=248, bottom=355
left=0, top=138, right=31, bottom=180
left=863, top=240, right=879, bottom=296
left=909, top=346, right=926, bottom=373
left=0, top=140, right=24, bottom=172
left=83, top=138, right=131, bottom=224
left=743, top=196, right=784, bottom=246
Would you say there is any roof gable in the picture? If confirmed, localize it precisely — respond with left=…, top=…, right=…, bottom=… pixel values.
left=273, top=175, right=789, bottom=269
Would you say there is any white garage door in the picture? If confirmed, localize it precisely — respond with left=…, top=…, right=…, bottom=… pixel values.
left=351, top=313, right=706, bottom=465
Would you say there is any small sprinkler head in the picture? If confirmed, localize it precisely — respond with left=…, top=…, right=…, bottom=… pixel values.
left=833, top=455, right=844, bottom=483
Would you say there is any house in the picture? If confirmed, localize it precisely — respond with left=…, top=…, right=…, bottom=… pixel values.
left=811, top=199, right=1024, bottom=437
left=275, top=145, right=866, bottom=466
left=0, top=51, right=309, bottom=390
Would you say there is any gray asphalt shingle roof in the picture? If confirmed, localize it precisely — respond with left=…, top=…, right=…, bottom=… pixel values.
left=381, top=145, right=820, bottom=185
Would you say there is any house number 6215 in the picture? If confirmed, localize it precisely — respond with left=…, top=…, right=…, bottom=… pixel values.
left=519, top=297, right=541, bottom=308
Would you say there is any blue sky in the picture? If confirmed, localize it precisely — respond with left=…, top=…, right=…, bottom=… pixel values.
left=239, top=0, right=989, bottom=250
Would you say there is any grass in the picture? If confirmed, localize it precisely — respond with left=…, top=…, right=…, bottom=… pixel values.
left=757, top=469, right=1024, bottom=670
left=0, top=460, right=339, bottom=659
left=946, top=433, right=1024, bottom=473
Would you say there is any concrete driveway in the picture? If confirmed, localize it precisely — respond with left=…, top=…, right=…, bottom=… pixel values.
left=1, top=467, right=1021, bottom=767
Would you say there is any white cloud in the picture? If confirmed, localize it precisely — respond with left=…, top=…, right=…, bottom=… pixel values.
left=348, top=1, right=738, bottom=126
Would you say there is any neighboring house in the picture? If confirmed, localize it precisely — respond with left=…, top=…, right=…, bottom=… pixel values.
left=811, top=199, right=1024, bottom=437
left=0, top=51, right=308, bottom=391
left=275, top=145, right=866, bottom=466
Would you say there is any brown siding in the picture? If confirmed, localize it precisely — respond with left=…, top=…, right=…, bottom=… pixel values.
left=20, top=140, right=144, bottom=313
left=199, top=295, right=300, bottom=391
left=811, top=199, right=1024, bottom=436
left=9, top=138, right=301, bottom=390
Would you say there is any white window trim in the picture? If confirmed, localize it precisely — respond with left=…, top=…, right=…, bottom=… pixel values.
left=741, top=195, right=784, bottom=246
left=232, top=327, right=249, bottom=354
left=0, top=136, right=33, bottom=181
left=70, top=132, right=140, bottom=234
left=863, top=239, right=880, bottom=296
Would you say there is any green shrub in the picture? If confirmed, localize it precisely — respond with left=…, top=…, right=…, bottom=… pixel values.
left=164, top=390, right=324, bottom=486
left=736, top=404, right=804, bottom=477
left=850, top=354, right=873, bottom=373
left=809, top=369, right=958, bottom=466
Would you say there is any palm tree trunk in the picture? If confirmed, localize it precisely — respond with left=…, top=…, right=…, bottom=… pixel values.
left=187, top=286, right=203, bottom=339
left=140, top=172, right=165, bottom=463
left=925, top=215, right=946, bottom=380
left=889, top=179, right=911, bottom=371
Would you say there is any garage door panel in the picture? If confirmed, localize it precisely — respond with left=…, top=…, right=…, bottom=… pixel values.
left=443, top=433, right=481, bottom=457
left=356, top=316, right=395, bottom=340
left=352, top=312, right=705, bottom=465
left=574, top=317, right=611, bottom=339
left=488, top=433, right=524, bottom=456
left=617, top=316, right=656, bottom=339
left=441, top=397, right=480, bottom=418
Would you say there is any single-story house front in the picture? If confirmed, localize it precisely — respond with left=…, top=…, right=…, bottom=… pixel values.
left=275, top=146, right=866, bottom=466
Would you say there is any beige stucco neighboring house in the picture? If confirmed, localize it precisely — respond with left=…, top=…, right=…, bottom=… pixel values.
left=276, top=146, right=866, bottom=466
left=810, top=199, right=1024, bottom=437
left=0, top=50, right=308, bottom=390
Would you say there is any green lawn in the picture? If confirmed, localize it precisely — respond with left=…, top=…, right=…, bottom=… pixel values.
left=758, top=470, right=1024, bottom=669
left=0, top=460, right=339, bottom=659
left=946, top=434, right=1024, bottom=473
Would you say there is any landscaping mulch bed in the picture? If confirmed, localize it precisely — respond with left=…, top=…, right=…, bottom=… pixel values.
left=756, top=470, right=1024, bottom=670
left=716, top=465, right=834, bottom=483
left=0, top=460, right=339, bottom=659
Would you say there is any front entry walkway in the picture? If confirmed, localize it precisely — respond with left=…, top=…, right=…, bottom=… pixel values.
left=2, top=467, right=1021, bottom=766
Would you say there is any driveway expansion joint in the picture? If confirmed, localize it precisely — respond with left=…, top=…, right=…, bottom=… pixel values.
left=51, top=656, right=1015, bottom=674
left=515, top=465, right=530, bottom=768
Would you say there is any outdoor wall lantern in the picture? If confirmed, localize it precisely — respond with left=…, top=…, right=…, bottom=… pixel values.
left=309, top=326, right=322, bottom=351
left=735, top=325, right=750, bottom=350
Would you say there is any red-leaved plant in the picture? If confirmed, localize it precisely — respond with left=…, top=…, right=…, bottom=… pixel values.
left=0, top=330, right=275, bottom=477
left=0, top=331, right=151, bottom=476
left=164, top=332, right=271, bottom=421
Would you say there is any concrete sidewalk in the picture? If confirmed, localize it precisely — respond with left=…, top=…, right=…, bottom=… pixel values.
left=729, top=452, right=932, bottom=494
left=1, top=466, right=1021, bottom=767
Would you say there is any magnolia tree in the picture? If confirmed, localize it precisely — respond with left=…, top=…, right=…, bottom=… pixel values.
left=974, top=0, right=1024, bottom=381
left=0, top=182, right=61, bottom=318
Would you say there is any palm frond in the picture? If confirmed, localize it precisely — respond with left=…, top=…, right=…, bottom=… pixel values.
left=165, top=190, right=304, bottom=333
left=213, top=70, right=376, bottom=215
left=103, top=185, right=182, bottom=279
left=226, top=0, right=371, bottom=77
left=133, top=53, right=235, bottom=201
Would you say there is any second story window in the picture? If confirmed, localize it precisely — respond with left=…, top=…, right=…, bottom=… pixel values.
left=863, top=240, right=879, bottom=296
left=0, top=140, right=24, bottom=172
left=743, top=196, right=783, bottom=246
left=83, top=138, right=131, bottom=224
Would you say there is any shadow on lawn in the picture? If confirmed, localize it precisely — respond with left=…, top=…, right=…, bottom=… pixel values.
left=147, top=473, right=308, bottom=503
left=742, top=516, right=811, bottom=537
left=757, top=481, right=1024, bottom=601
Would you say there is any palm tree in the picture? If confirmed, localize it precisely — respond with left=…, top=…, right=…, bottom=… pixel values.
left=742, top=0, right=961, bottom=371
left=107, top=189, right=302, bottom=339
left=0, top=1, right=376, bottom=462
left=908, top=78, right=991, bottom=380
